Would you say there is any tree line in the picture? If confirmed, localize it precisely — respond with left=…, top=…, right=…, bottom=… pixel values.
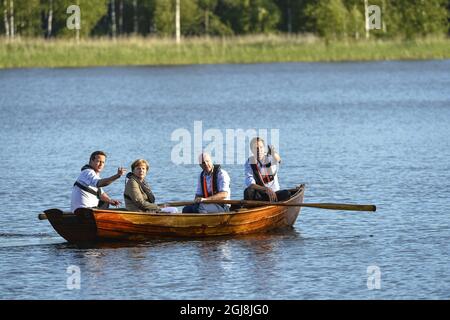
left=1, top=0, right=449, bottom=40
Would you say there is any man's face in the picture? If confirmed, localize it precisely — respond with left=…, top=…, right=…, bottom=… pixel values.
left=252, top=141, right=265, bottom=160
left=199, top=155, right=213, bottom=174
left=90, top=155, right=106, bottom=173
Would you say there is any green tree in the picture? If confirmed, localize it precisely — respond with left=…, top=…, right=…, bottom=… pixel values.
left=198, top=0, right=233, bottom=35
left=154, top=0, right=202, bottom=36
left=0, top=0, right=41, bottom=37
left=274, top=0, right=312, bottom=33
left=251, top=0, right=280, bottom=33
left=198, top=0, right=216, bottom=33
left=16, top=0, right=42, bottom=36
left=90, top=0, right=157, bottom=37
left=50, top=0, right=109, bottom=38
left=216, top=0, right=251, bottom=34
left=347, top=4, right=363, bottom=39
left=154, top=0, right=231, bottom=36
left=400, top=0, right=448, bottom=38
left=365, top=0, right=449, bottom=39
left=306, top=0, right=349, bottom=40
left=1, top=0, right=11, bottom=36
left=216, top=0, right=280, bottom=34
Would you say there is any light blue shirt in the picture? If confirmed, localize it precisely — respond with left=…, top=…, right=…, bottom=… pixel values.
left=195, top=168, right=231, bottom=200
left=245, top=155, right=280, bottom=192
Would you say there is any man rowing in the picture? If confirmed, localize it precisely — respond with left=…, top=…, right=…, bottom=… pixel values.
left=244, top=137, right=290, bottom=202
left=182, top=152, right=231, bottom=213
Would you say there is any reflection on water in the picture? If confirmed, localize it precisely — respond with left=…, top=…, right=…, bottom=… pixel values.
left=1, top=61, right=449, bottom=299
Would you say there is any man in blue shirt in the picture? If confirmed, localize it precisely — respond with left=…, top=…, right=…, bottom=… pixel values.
left=182, top=152, right=231, bottom=213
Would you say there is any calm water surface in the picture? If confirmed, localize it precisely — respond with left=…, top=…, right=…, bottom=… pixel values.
left=0, top=61, right=449, bottom=299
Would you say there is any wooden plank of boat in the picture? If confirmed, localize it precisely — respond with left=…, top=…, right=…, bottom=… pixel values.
left=41, top=184, right=305, bottom=243
left=92, top=184, right=305, bottom=240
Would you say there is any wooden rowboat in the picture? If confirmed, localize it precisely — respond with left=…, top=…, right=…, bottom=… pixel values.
left=41, top=184, right=305, bottom=243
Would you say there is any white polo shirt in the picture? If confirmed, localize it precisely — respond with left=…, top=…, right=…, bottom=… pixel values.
left=70, top=168, right=102, bottom=213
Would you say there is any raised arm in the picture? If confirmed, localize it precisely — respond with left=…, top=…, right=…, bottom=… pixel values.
left=97, top=167, right=127, bottom=187
left=268, top=145, right=281, bottom=163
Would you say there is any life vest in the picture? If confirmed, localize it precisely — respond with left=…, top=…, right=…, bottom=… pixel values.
left=249, top=157, right=275, bottom=187
left=73, top=165, right=102, bottom=199
left=73, top=165, right=109, bottom=208
left=199, top=164, right=221, bottom=198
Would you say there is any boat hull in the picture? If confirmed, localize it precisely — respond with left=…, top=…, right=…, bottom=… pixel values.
left=43, top=184, right=305, bottom=243
left=44, top=208, right=97, bottom=243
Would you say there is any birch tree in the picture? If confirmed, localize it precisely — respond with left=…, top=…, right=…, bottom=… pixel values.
left=118, top=0, right=123, bottom=34
left=175, top=0, right=180, bottom=42
left=47, top=0, right=53, bottom=37
left=9, top=0, right=13, bottom=39
left=110, top=0, right=116, bottom=38
left=3, top=0, right=9, bottom=37
left=133, top=0, right=138, bottom=35
left=198, top=0, right=217, bottom=35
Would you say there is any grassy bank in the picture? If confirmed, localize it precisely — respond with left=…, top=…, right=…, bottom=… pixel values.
left=1, top=35, right=449, bottom=68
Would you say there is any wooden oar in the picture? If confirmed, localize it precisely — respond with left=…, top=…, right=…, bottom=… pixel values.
left=163, top=200, right=376, bottom=212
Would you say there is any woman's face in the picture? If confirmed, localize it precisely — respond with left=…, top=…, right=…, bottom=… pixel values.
left=133, top=165, right=147, bottom=180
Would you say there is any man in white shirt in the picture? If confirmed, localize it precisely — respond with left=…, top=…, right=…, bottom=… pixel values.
left=71, top=151, right=126, bottom=212
left=244, top=137, right=290, bottom=202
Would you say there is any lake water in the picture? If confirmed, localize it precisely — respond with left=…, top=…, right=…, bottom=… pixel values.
left=0, top=61, right=449, bottom=300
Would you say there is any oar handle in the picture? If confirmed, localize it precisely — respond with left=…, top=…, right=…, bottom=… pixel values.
left=38, top=213, right=48, bottom=220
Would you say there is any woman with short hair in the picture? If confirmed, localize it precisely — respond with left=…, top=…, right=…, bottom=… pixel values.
left=124, top=159, right=177, bottom=213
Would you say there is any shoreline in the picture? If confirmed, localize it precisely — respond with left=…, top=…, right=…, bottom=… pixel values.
left=1, top=35, right=449, bottom=69
left=2, top=58, right=449, bottom=72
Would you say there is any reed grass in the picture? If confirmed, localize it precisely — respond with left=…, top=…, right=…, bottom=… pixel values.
left=1, top=34, right=449, bottom=68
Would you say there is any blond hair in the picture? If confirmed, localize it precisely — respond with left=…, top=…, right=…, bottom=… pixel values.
left=131, top=159, right=149, bottom=171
